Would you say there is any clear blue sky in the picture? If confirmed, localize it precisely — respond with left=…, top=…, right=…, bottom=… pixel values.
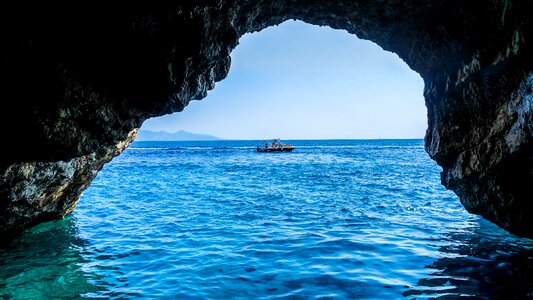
left=141, top=20, right=426, bottom=140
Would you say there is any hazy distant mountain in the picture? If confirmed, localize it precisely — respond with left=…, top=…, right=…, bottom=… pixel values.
left=136, top=130, right=221, bottom=141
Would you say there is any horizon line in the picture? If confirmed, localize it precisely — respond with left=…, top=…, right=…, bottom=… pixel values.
left=134, top=137, right=425, bottom=142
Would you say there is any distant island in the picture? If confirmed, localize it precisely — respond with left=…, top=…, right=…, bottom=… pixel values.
left=136, top=130, right=221, bottom=141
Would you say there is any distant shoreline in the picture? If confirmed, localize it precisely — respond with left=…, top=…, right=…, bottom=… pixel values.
left=136, top=130, right=221, bottom=141
left=133, top=138, right=424, bottom=142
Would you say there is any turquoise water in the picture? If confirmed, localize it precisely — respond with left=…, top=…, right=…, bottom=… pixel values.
left=1, top=139, right=532, bottom=299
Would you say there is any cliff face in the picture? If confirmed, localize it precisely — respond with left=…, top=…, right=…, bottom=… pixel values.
left=1, top=1, right=532, bottom=239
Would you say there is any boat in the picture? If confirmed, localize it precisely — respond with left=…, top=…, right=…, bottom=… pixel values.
left=257, top=138, right=295, bottom=152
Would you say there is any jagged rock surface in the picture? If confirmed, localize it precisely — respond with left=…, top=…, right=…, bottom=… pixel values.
left=1, top=1, right=532, bottom=240
left=0, top=130, right=137, bottom=241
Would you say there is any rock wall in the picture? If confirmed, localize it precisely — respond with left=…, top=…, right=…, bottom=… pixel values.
left=0, top=129, right=137, bottom=241
left=1, top=1, right=532, bottom=240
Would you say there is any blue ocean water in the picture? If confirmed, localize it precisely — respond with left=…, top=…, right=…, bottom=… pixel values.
left=1, top=139, right=532, bottom=299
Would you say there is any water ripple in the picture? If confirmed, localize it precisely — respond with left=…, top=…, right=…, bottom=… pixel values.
left=1, top=140, right=532, bottom=299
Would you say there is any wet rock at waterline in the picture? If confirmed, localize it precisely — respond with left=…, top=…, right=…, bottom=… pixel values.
left=0, top=130, right=138, bottom=242
left=1, top=1, right=532, bottom=240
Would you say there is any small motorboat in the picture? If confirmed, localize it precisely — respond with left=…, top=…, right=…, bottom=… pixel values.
left=257, top=138, right=295, bottom=152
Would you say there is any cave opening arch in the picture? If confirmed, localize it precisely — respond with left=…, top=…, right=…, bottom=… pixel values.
left=1, top=1, right=532, bottom=241
left=141, top=20, right=427, bottom=141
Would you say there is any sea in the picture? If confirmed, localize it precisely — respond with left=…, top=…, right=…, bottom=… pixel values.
left=1, top=139, right=532, bottom=299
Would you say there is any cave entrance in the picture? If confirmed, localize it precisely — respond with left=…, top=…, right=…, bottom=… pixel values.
left=139, top=20, right=426, bottom=140
left=72, top=21, right=474, bottom=299
left=79, top=21, right=454, bottom=257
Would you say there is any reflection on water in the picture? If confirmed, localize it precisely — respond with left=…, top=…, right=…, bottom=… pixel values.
left=0, top=216, right=144, bottom=299
left=2, top=214, right=532, bottom=299
left=1, top=140, right=532, bottom=299
left=405, top=219, right=533, bottom=298
left=0, top=216, right=104, bottom=299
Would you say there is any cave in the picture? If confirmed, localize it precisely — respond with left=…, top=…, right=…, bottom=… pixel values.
left=1, top=1, right=532, bottom=242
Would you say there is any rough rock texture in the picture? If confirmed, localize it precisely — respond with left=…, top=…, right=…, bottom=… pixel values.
left=0, top=129, right=137, bottom=241
left=0, top=1, right=532, bottom=240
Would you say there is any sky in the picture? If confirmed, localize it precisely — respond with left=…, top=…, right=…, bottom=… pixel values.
left=141, top=20, right=427, bottom=140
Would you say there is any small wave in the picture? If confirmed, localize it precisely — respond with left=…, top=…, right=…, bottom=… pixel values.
left=5, top=139, right=527, bottom=300
left=128, top=147, right=176, bottom=150
left=181, top=147, right=215, bottom=150
left=288, top=145, right=423, bottom=149
left=131, top=146, right=258, bottom=151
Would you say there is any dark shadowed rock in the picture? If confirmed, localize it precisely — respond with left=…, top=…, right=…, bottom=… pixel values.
left=0, top=1, right=532, bottom=240
left=0, top=129, right=137, bottom=242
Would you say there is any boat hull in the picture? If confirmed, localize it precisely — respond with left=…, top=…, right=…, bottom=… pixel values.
left=256, top=147, right=295, bottom=152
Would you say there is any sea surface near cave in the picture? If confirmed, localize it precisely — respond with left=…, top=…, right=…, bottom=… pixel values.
left=1, top=139, right=532, bottom=299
